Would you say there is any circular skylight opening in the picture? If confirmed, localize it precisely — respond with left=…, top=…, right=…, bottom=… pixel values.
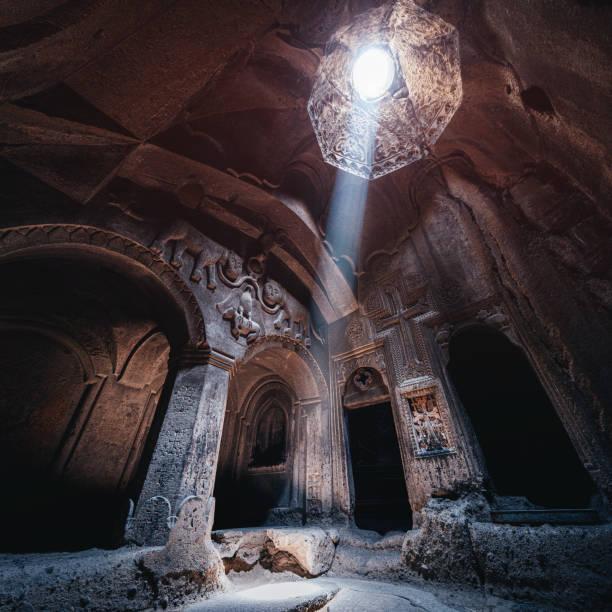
left=352, top=47, right=395, bottom=102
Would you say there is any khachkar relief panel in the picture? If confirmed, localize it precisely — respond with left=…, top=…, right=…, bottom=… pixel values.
left=401, top=383, right=453, bottom=457
left=360, top=269, right=435, bottom=384
left=149, top=220, right=319, bottom=348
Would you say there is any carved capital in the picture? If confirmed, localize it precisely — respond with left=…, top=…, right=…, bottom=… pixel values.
left=170, top=341, right=211, bottom=369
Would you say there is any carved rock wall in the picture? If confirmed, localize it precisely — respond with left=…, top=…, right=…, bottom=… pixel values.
left=330, top=166, right=609, bottom=521
left=0, top=256, right=170, bottom=551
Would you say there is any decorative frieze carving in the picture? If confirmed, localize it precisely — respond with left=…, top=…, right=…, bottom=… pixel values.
left=149, top=219, right=314, bottom=347
left=345, top=315, right=365, bottom=342
left=150, top=220, right=227, bottom=288
left=216, top=286, right=262, bottom=344
left=337, top=350, right=386, bottom=385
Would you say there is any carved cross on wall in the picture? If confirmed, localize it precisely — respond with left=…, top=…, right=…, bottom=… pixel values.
left=368, top=276, right=432, bottom=382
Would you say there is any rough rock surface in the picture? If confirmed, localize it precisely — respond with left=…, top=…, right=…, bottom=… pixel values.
left=213, top=527, right=336, bottom=578
left=328, top=529, right=414, bottom=583
left=143, top=498, right=228, bottom=607
left=402, top=493, right=490, bottom=585
left=0, top=546, right=156, bottom=612
left=469, top=521, right=612, bottom=610
left=403, top=494, right=612, bottom=610
left=0, top=504, right=228, bottom=612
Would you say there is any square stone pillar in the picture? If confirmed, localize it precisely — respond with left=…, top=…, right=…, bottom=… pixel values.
left=127, top=344, right=232, bottom=546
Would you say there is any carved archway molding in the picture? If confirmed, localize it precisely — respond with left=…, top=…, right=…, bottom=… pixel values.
left=233, top=333, right=329, bottom=402
left=232, top=334, right=331, bottom=518
left=0, top=224, right=207, bottom=350
left=429, top=298, right=520, bottom=365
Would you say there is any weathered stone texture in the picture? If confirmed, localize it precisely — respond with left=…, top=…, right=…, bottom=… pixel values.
left=213, top=528, right=336, bottom=578
left=1, top=0, right=611, bottom=610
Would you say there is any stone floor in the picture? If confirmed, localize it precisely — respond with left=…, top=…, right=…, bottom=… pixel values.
left=181, top=566, right=550, bottom=611
left=1, top=524, right=600, bottom=611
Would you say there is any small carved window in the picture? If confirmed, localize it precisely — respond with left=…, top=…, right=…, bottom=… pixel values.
left=250, top=403, right=287, bottom=467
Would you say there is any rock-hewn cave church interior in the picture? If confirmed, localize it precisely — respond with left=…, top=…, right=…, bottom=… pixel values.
left=0, top=1, right=611, bottom=610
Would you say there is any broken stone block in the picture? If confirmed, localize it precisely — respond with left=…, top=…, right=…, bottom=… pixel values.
left=263, top=528, right=335, bottom=577
left=212, top=527, right=336, bottom=578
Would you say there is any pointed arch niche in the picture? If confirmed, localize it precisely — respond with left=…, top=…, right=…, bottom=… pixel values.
left=213, top=336, right=330, bottom=529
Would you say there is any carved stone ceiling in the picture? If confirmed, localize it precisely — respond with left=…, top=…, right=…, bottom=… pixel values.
left=0, top=0, right=610, bottom=320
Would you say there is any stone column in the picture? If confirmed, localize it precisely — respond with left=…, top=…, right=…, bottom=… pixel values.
left=127, top=343, right=233, bottom=546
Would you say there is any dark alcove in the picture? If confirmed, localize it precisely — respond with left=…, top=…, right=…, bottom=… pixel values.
left=214, top=384, right=295, bottom=530
left=0, top=257, right=175, bottom=552
left=448, top=327, right=595, bottom=508
left=250, top=404, right=287, bottom=468
left=346, top=402, right=412, bottom=534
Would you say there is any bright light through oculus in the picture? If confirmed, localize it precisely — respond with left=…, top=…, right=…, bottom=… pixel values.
left=308, top=0, right=462, bottom=179
left=352, top=47, right=395, bottom=101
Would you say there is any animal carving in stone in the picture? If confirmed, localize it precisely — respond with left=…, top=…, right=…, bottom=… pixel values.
left=216, top=285, right=261, bottom=344
left=149, top=220, right=226, bottom=289
left=262, top=280, right=291, bottom=333
left=262, top=280, right=314, bottom=346
left=220, top=250, right=243, bottom=283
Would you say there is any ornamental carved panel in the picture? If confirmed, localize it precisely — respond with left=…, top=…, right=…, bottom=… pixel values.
left=402, top=385, right=452, bottom=457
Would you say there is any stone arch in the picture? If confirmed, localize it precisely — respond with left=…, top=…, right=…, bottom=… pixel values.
left=245, top=379, right=292, bottom=469
left=233, top=334, right=329, bottom=402
left=434, top=304, right=520, bottom=366
left=342, top=366, right=389, bottom=409
left=214, top=334, right=330, bottom=528
left=0, top=224, right=206, bottom=349
left=0, top=318, right=96, bottom=379
left=0, top=227, right=208, bottom=552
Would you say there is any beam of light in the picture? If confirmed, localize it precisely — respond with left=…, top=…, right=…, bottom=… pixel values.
left=322, top=168, right=370, bottom=294
left=317, top=63, right=384, bottom=297
left=309, top=45, right=394, bottom=335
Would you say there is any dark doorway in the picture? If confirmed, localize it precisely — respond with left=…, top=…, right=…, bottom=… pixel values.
left=213, top=385, right=295, bottom=530
left=448, top=328, right=595, bottom=508
left=346, top=402, right=412, bottom=533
